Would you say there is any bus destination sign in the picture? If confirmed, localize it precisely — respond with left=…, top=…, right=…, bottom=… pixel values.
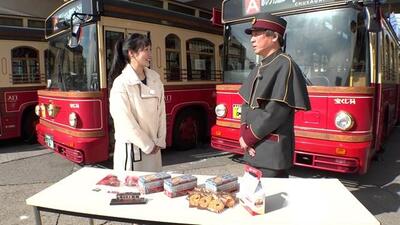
left=223, top=0, right=346, bottom=22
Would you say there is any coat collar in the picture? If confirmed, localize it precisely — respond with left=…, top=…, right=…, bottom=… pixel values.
left=121, top=64, right=159, bottom=98
left=122, top=64, right=143, bottom=85
left=260, top=49, right=282, bottom=66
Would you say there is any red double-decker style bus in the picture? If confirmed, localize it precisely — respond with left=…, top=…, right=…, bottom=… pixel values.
left=36, top=0, right=223, bottom=163
left=211, top=0, right=400, bottom=174
left=0, top=15, right=47, bottom=142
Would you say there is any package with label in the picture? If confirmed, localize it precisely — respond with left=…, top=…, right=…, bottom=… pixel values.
left=110, top=192, right=147, bottom=205
left=138, top=172, right=171, bottom=194
left=96, top=174, right=121, bottom=187
left=237, top=165, right=266, bottom=215
left=205, top=174, right=239, bottom=193
left=164, top=174, right=197, bottom=198
left=124, top=176, right=139, bottom=187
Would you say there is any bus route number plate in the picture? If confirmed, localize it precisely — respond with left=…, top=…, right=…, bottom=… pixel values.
left=45, top=134, right=54, bottom=149
left=233, top=104, right=241, bottom=119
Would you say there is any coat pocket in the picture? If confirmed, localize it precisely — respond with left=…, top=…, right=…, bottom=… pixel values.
left=265, top=133, right=279, bottom=142
left=126, top=143, right=142, bottom=163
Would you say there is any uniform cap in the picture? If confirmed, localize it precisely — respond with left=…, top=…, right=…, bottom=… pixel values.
left=244, top=13, right=287, bottom=36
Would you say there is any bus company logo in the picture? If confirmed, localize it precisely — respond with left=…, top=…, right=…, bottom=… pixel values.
left=334, top=98, right=356, bottom=105
left=165, top=95, right=172, bottom=104
left=245, top=0, right=261, bottom=15
left=6, top=94, right=18, bottom=102
left=70, top=103, right=79, bottom=109
left=245, top=0, right=286, bottom=15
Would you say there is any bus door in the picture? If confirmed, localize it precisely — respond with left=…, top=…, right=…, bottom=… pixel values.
left=104, top=27, right=125, bottom=79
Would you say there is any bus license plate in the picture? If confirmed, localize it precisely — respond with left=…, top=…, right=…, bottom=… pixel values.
left=45, top=135, right=54, bottom=149
left=233, top=104, right=241, bottom=119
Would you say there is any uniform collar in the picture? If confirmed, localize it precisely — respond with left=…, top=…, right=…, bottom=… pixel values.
left=260, top=49, right=282, bottom=65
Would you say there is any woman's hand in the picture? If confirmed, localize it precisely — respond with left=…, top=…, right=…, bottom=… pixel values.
left=150, top=145, right=161, bottom=154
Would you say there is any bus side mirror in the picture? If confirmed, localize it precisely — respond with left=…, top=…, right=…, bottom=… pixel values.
left=363, top=7, right=381, bottom=33
left=68, top=23, right=82, bottom=49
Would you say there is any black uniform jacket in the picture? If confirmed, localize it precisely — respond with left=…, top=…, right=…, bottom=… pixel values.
left=239, top=49, right=310, bottom=170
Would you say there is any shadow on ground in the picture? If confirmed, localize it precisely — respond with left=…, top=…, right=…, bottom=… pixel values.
left=289, top=127, right=400, bottom=216
left=0, top=138, right=40, bottom=154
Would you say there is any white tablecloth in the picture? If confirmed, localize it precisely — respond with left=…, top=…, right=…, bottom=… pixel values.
left=26, top=167, right=380, bottom=225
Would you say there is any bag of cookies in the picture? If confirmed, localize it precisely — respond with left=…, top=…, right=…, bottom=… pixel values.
left=237, top=165, right=265, bottom=215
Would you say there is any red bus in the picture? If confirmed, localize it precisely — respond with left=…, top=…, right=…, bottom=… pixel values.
left=211, top=0, right=400, bottom=174
left=0, top=15, right=47, bottom=142
left=36, top=0, right=223, bottom=163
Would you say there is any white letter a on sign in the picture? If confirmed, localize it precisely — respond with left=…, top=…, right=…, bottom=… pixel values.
left=246, top=0, right=260, bottom=15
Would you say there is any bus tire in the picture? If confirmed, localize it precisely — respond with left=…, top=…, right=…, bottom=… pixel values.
left=22, top=108, right=38, bottom=144
left=173, top=109, right=205, bottom=151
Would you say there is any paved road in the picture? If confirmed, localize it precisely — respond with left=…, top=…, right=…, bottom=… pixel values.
left=1, top=127, right=400, bottom=225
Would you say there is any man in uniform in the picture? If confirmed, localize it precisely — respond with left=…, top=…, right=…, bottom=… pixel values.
left=239, top=13, right=311, bottom=178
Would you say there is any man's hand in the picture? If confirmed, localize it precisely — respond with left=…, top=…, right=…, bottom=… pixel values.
left=239, top=137, right=248, bottom=150
left=248, top=147, right=256, bottom=157
left=240, top=137, right=255, bottom=157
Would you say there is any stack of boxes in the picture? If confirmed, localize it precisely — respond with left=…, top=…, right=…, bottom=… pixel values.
left=205, top=175, right=239, bottom=193
left=164, top=174, right=198, bottom=197
left=138, top=172, right=171, bottom=194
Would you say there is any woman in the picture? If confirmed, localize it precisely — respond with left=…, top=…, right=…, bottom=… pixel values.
left=109, top=33, right=166, bottom=172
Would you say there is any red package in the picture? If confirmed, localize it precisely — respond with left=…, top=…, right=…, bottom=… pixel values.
left=96, top=174, right=121, bottom=187
left=125, top=176, right=139, bottom=187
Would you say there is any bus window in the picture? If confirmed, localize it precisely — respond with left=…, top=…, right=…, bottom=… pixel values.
left=105, top=30, right=124, bottom=86
left=285, top=8, right=368, bottom=87
left=165, top=34, right=181, bottom=81
left=11, top=47, right=40, bottom=84
left=224, top=23, right=257, bottom=84
left=186, top=38, right=215, bottom=81
left=47, top=24, right=99, bottom=91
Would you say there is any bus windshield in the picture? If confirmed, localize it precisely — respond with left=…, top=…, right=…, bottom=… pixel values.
left=47, top=24, right=99, bottom=91
left=224, top=8, right=369, bottom=87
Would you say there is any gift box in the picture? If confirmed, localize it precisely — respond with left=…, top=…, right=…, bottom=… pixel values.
left=205, top=174, right=239, bottom=193
left=138, top=172, right=171, bottom=194
left=164, top=175, right=197, bottom=198
left=237, top=165, right=266, bottom=215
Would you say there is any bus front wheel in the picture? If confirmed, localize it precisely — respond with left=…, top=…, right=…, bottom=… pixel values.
left=173, top=109, right=205, bottom=151
left=22, top=108, right=38, bottom=144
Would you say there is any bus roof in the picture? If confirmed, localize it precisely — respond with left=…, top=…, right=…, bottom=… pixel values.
left=46, top=0, right=222, bottom=39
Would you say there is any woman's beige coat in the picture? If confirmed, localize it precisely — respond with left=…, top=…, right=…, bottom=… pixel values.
left=110, top=64, right=166, bottom=172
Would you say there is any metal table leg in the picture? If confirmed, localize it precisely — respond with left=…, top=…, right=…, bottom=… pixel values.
left=33, top=207, right=42, bottom=225
left=89, top=218, right=94, bottom=225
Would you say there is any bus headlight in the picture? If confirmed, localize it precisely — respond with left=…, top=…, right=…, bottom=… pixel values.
left=47, top=104, right=55, bottom=117
left=215, top=104, right=227, bottom=117
left=40, top=104, right=46, bottom=117
left=35, top=105, right=40, bottom=116
left=69, top=112, right=78, bottom=128
left=335, top=111, right=354, bottom=131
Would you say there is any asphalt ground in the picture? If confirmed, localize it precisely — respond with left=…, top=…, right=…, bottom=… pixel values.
left=1, top=127, right=400, bottom=225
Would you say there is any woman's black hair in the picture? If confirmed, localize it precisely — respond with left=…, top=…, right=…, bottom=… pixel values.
left=108, top=33, right=151, bottom=84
